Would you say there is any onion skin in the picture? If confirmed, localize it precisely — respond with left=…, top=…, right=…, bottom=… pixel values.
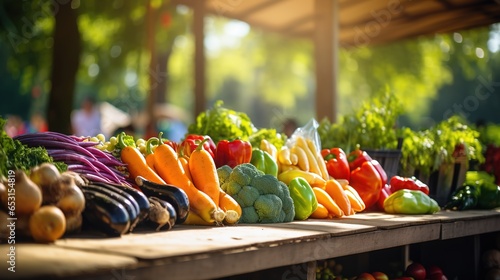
left=56, top=181, right=86, bottom=216
left=29, top=205, right=66, bottom=243
left=30, top=163, right=61, bottom=190
left=3, top=171, right=43, bottom=216
left=54, top=174, right=86, bottom=234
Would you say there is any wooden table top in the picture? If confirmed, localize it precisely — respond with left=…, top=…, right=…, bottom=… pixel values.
left=1, top=209, right=499, bottom=280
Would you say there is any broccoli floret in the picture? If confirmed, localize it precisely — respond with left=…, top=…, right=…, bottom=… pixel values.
left=222, top=163, right=295, bottom=223
left=254, top=194, right=282, bottom=222
left=228, top=165, right=253, bottom=186
left=222, top=181, right=242, bottom=195
left=237, top=185, right=260, bottom=206
left=251, top=174, right=284, bottom=197
left=279, top=181, right=295, bottom=222
left=217, top=165, right=232, bottom=185
left=241, top=207, right=259, bottom=223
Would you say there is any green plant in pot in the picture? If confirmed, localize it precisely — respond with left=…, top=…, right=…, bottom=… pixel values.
left=318, top=89, right=403, bottom=178
left=399, top=115, right=484, bottom=205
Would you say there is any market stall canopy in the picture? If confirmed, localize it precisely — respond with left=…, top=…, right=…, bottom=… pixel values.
left=175, top=0, right=500, bottom=46
left=173, top=0, right=500, bottom=121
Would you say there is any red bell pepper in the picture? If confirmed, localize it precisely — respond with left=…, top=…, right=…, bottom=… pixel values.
left=348, top=149, right=388, bottom=186
left=180, top=134, right=216, bottom=159
left=215, top=139, right=252, bottom=168
left=321, top=147, right=350, bottom=180
left=349, top=160, right=383, bottom=209
left=376, top=184, right=393, bottom=211
left=348, top=149, right=372, bottom=170
left=389, top=176, right=430, bottom=195
left=370, top=159, right=388, bottom=187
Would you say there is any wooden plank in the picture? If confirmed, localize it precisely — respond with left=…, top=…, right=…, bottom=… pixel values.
left=0, top=244, right=137, bottom=280
left=258, top=219, right=377, bottom=236
left=55, top=224, right=331, bottom=260
left=307, top=261, right=316, bottom=280
left=335, top=211, right=443, bottom=229
left=193, top=0, right=206, bottom=118
left=4, top=210, right=499, bottom=280
left=335, top=209, right=500, bottom=229
left=314, top=0, right=338, bottom=122
left=67, top=223, right=440, bottom=280
left=435, top=209, right=500, bottom=222
left=441, top=214, right=500, bottom=240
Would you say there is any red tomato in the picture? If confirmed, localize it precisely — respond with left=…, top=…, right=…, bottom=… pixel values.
left=405, top=262, right=426, bottom=280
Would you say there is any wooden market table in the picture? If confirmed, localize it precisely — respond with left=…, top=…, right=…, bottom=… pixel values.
left=1, top=209, right=499, bottom=280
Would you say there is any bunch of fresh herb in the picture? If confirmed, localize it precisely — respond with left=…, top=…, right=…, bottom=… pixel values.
left=187, top=100, right=257, bottom=144
left=0, top=117, right=66, bottom=177
left=318, top=89, right=402, bottom=153
left=400, top=115, right=484, bottom=176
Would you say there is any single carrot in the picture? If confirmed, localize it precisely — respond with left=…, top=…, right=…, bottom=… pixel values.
left=310, top=203, right=329, bottom=219
left=154, top=143, right=225, bottom=223
left=324, top=179, right=351, bottom=216
left=178, top=155, right=193, bottom=182
left=121, top=145, right=166, bottom=185
left=189, top=140, right=220, bottom=206
left=313, top=187, right=344, bottom=218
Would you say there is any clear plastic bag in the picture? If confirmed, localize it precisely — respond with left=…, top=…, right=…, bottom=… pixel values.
left=285, top=118, right=322, bottom=153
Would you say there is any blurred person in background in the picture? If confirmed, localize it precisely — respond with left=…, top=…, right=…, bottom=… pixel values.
left=4, top=115, right=27, bottom=137
left=71, top=96, right=102, bottom=137
left=28, top=112, right=48, bottom=133
left=282, top=118, right=299, bottom=137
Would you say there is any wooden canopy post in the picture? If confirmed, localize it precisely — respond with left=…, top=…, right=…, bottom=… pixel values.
left=193, top=1, right=206, bottom=118
left=314, top=0, right=339, bottom=123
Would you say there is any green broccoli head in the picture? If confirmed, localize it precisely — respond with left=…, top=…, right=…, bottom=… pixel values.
left=251, top=174, right=284, bottom=197
left=254, top=194, right=282, bottom=223
left=222, top=163, right=295, bottom=223
left=228, top=163, right=257, bottom=186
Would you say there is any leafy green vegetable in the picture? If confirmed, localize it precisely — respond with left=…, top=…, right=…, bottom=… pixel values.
left=187, top=100, right=257, bottom=144
left=0, top=117, right=66, bottom=176
left=400, top=115, right=484, bottom=176
left=478, top=123, right=500, bottom=147
left=248, top=128, right=286, bottom=150
left=318, top=89, right=402, bottom=153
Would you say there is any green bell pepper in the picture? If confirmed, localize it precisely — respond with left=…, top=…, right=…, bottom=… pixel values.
left=288, top=177, right=318, bottom=220
left=463, top=171, right=499, bottom=210
left=384, top=189, right=440, bottom=214
left=250, top=148, right=278, bottom=177
left=444, top=185, right=479, bottom=210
